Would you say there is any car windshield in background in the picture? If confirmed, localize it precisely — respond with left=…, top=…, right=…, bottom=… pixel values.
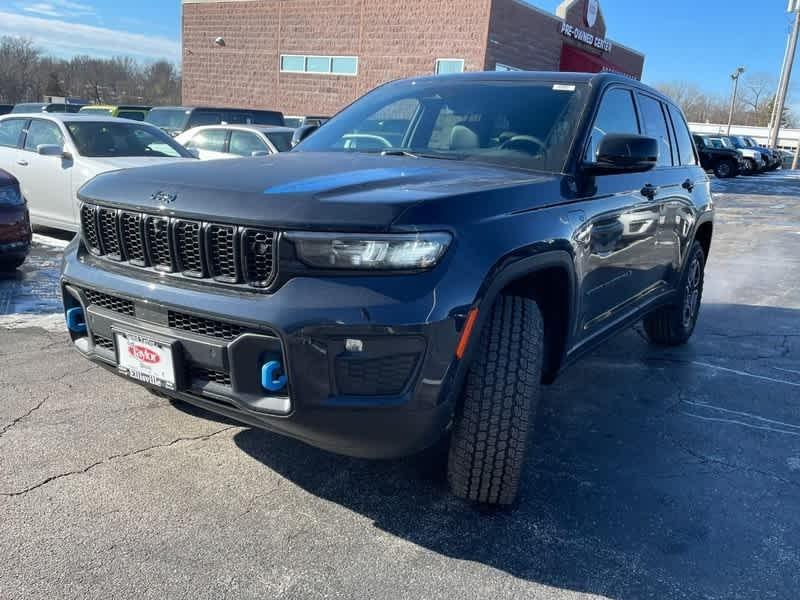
left=146, top=109, right=189, bottom=131
left=295, top=79, right=589, bottom=173
left=266, top=131, right=293, bottom=152
left=66, top=122, right=190, bottom=158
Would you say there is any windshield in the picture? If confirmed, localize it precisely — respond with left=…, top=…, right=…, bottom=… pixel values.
left=728, top=136, right=747, bottom=149
left=295, top=78, right=589, bottom=172
left=265, top=131, right=293, bottom=152
left=66, top=121, right=191, bottom=158
left=146, top=108, right=190, bottom=132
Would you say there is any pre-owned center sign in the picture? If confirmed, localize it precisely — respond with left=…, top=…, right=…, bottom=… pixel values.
left=559, top=21, right=612, bottom=53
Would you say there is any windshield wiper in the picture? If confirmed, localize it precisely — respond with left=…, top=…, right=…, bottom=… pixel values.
left=380, top=148, right=461, bottom=160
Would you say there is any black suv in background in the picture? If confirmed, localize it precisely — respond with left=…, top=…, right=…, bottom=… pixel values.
left=146, top=106, right=285, bottom=136
left=692, top=133, right=743, bottom=178
left=62, top=72, right=713, bottom=505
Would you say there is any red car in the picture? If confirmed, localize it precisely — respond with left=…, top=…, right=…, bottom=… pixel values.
left=0, top=169, right=31, bottom=272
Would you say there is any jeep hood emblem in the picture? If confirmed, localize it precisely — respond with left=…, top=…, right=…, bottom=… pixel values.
left=151, top=191, right=177, bottom=205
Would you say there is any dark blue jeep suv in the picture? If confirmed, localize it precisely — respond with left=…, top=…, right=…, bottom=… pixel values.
left=61, top=72, right=713, bottom=505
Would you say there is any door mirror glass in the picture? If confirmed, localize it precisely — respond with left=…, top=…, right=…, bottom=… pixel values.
left=291, top=124, right=319, bottom=148
left=584, top=134, right=658, bottom=174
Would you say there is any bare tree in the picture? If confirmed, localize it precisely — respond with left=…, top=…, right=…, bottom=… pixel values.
left=0, top=35, right=181, bottom=105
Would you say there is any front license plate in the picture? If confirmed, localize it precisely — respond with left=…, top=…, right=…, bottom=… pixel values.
left=115, top=331, right=177, bottom=390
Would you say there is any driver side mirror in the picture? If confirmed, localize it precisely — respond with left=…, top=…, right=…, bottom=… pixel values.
left=37, top=144, right=67, bottom=158
left=583, top=134, right=658, bottom=175
left=291, top=124, right=319, bottom=148
left=250, top=150, right=269, bottom=157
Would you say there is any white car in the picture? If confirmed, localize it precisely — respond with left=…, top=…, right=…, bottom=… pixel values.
left=0, top=114, right=194, bottom=231
left=175, top=124, right=295, bottom=160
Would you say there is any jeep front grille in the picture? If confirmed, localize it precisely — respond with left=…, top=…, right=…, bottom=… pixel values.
left=80, top=203, right=277, bottom=290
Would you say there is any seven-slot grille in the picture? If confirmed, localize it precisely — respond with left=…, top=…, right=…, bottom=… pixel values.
left=80, top=204, right=276, bottom=289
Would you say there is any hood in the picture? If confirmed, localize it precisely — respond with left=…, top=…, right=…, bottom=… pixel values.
left=77, top=152, right=547, bottom=230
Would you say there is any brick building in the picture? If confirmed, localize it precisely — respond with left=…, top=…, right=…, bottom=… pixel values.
left=182, top=0, right=645, bottom=117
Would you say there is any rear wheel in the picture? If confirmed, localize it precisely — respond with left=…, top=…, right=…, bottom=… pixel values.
left=447, top=295, right=543, bottom=506
left=713, top=159, right=735, bottom=178
left=643, top=240, right=706, bottom=346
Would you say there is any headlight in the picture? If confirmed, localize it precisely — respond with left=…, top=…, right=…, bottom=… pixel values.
left=286, top=232, right=451, bottom=270
left=0, top=185, right=23, bottom=207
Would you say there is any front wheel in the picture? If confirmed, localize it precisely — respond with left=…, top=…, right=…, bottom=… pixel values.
left=713, top=159, right=735, bottom=178
left=447, top=295, right=543, bottom=505
left=643, top=240, right=706, bottom=346
left=742, top=158, right=756, bottom=174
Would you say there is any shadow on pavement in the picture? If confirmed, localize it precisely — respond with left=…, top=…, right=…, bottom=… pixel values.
left=171, top=302, right=799, bottom=598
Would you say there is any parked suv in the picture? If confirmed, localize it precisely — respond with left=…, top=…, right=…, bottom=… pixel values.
left=61, top=72, right=713, bottom=505
left=692, top=134, right=743, bottom=178
left=719, top=135, right=767, bottom=173
left=146, top=106, right=285, bottom=136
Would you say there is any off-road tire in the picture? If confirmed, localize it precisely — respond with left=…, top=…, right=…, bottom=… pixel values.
left=447, top=295, right=543, bottom=506
left=713, top=159, right=735, bottom=179
left=643, top=240, right=706, bottom=346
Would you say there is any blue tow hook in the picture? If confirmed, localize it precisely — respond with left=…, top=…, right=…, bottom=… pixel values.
left=65, top=307, right=86, bottom=334
left=261, top=360, right=287, bottom=392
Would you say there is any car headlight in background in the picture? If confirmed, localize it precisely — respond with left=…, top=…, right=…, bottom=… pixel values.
left=0, top=185, right=24, bottom=207
left=286, top=232, right=451, bottom=270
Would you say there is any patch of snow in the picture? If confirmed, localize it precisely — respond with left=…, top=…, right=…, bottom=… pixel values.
left=0, top=312, right=64, bottom=331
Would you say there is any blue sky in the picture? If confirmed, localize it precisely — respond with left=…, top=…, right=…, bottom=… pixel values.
left=0, top=0, right=796, bottom=100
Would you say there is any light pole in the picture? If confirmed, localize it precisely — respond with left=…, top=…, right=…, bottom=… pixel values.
left=726, top=66, right=745, bottom=135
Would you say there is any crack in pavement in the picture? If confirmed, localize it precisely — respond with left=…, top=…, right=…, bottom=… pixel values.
left=664, top=433, right=800, bottom=489
left=0, top=425, right=238, bottom=498
left=0, top=394, right=50, bottom=438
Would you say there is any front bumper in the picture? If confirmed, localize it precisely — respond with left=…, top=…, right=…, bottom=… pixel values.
left=61, top=239, right=463, bottom=459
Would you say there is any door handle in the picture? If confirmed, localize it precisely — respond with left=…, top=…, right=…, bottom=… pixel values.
left=16, top=159, right=28, bottom=166
left=682, top=178, right=695, bottom=192
left=640, top=183, right=658, bottom=199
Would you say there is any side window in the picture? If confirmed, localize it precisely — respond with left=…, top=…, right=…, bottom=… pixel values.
left=638, top=95, right=674, bottom=167
left=667, top=105, right=697, bottom=166
left=187, top=129, right=227, bottom=152
left=229, top=131, right=268, bottom=156
left=118, top=111, right=145, bottom=121
left=585, top=88, right=639, bottom=161
left=188, top=112, right=222, bottom=128
left=24, top=120, right=64, bottom=151
left=0, top=119, right=27, bottom=148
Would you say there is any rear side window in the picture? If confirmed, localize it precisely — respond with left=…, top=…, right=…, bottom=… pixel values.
left=118, top=110, right=145, bottom=121
left=0, top=118, right=26, bottom=148
left=24, top=120, right=64, bottom=150
left=667, top=105, right=696, bottom=166
left=638, top=94, right=674, bottom=167
left=585, top=87, right=639, bottom=161
left=229, top=131, right=268, bottom=156
left=186, top=129, right=227, bottom=152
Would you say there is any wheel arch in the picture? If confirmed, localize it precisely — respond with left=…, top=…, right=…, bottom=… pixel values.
left=457, top=249, right=577, bottom=387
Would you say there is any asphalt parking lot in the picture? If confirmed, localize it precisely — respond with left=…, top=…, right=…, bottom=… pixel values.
left=1, top=172, right=799, bottom=599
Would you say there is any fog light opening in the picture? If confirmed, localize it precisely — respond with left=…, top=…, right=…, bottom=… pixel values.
left=65, top=307, right=87, bottom=334
left=261, top=360, right=287, bottom=392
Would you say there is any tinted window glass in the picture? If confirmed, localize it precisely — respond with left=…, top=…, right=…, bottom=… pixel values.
left=265, top=131, right=293, bottom=152
left=296, top=80, right=588, bottom=173
left=66, top=122, right=189, bottom=157
left=586, top=87, right=639, bottom=161
left=667, top=105, right=696, bottom=166
left=229, top=131, right=268, bottom=156
left=186, top=129, right=227, bottom=152
left=118, top=110, right=145, bottom=121
left=24, top=120, right=64, bottom=150
left=0, top=118, right=26, bottom=147
left=638, top=95, right=673, bottom=167
left=188, top=112, right=223, bottom=127
left=146, top=108, right=190, bottom=132
left=251, top=111, right=285, bottom=126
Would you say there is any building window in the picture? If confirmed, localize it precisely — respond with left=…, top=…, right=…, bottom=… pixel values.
left=435, top=58, right=465, bottom=75
left=495, top=63, right=522, bottom=72
left=280, top=54, right=358, bottom=76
